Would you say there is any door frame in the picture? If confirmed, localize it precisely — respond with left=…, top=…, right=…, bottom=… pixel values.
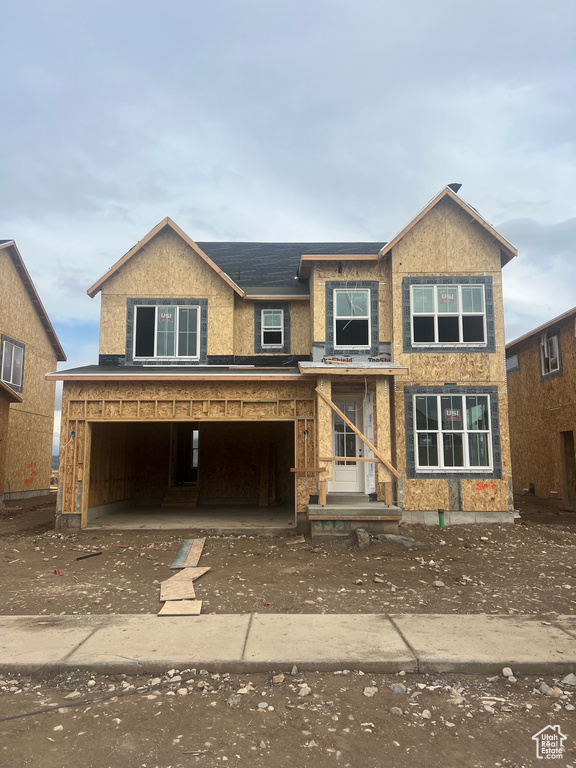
left=327, top=395, right=365, bottom=493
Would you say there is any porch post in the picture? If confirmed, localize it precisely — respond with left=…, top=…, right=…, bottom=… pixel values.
left=375, top=376, right=393, bottom=500
left=316, top=375, right=332, bottom=502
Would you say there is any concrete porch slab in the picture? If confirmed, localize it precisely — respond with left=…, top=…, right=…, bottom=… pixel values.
left=391, top=614, right=576, bottom=673
left=242, top=613, right=417, bottom=672
left=65, top=614, right=252, bottom=673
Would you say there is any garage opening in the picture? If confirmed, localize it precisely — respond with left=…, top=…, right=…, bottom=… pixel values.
left=86, top=421, right=295, bottom=530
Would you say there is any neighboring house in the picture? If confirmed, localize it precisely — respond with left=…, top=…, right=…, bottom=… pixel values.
left=506, top=307, right=576, bottom=509
left=0, top=240, right=66, bottom=500
left=48, top=186, right=516, bottom=531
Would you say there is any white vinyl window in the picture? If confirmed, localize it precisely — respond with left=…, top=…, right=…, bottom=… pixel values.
left=1, top=339, right=24, bottom=388
left=541, top=335, right=560, bottom=375
left=415, top=394, right=492, bottom=472
left=334, top=289, right=370, bottom=349
left=261, top=309, right=284, bottom=347
left=134, top=305, right=200, bottom=359
left=411, top=284, right=486, bottom=346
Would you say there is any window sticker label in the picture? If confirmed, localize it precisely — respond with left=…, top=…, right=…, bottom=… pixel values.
left=444, top=408, right=461, bottom=421
left=439, top=291, right=456, bottom=305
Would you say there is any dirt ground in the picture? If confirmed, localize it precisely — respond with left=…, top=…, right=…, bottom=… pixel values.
left=1, top=494, right=576, bottom=767
left=0, top=667, right=575, bottom=768
left=1, top=494, right=575, bottom=617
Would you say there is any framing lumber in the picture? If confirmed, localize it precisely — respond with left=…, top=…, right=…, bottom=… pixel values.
left=315, top=388, right=400, bottom=479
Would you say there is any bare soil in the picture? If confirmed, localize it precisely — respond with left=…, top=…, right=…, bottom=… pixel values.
left=1, top=667, right=576, bottom=768
left=1, top=495, right=575, bottom=618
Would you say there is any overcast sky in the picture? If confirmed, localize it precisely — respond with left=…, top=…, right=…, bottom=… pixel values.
left=1, top=1, right=575, bottom=446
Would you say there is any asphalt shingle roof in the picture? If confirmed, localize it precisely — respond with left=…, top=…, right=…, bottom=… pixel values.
left=196, top=242, right=385, bottom=288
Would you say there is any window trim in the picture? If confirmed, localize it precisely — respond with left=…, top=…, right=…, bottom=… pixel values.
left=333, top=288, right=371, bottom=350
left=540, top=333, right=562, bottom=381
left=125, top=298, right=208, bottom=365
left=325, top=281, right=379, bottom=356
left=410, top=284, right=487, bottom=348
left=0, top=335, right=25, bottom=394
left=413, top=393, right=493, bottom=473
left=254, top=302, right=290, bottom=354
left=402, top=276, right=495, bottom=353
left=404, top=385, right=502, bottom=479
left=261, top=309, right=284, bottom=348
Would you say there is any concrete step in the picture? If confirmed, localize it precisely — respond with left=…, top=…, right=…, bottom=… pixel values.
left=326, top=493, right=370, bottom=506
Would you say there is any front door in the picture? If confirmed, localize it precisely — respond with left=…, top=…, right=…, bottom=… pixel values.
left=327, top=398, right=364, bottom=493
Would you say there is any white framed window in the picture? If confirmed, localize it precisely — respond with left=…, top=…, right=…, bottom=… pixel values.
left=1, top=338, right=24, bottom=389
left=410, top=284, right=486, bottom=346
left=334, top=288, right=370, bottom=349
left=414, top=393, right=492, bottom=472
left=541, top=335, right=560, bottom=375
left=261, top=309, right=284, bottom=347
left=134, top=305, right=200, bottom=359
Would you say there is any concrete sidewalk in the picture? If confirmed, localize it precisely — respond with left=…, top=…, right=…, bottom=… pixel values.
left=1, top=614, right=575, bottom=676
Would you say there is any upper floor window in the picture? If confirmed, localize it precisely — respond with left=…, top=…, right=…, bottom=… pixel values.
left=541, top=335, right=559, bottom=375
left=411, top=284, right=486, bottom=346
left=402, top=276, right=496, bottom=354
left=135, top=305, right=200, bottom=359
left=125, top=298, right=208, bottom=365
left=254, top=302, right=290, bottom=354
left=262, top=309, right=284, bottom=348
left=334, top=289, right=370, bottom=349
left=325, top=281, right=379, bottom=356
left=1, top=336, right=25, bottom=393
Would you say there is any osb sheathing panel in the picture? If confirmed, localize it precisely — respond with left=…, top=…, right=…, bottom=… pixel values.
left=97, top=227, right=235, bottom=355
left=233, top=297, right=311, bottom=356
left=390, top=196, right=507, bottom=386
left=507, top=318, right=576, bottom=498
left=0, top=251, right=58, bottom=493
left=199, top=422, right=294, bottom=501
left=402, top=480, right=449, bottom=512
left=296, top=476, right=317, bottom=517
left=62, top=379, right=315, bottom=406
left=391, top=197, right=502, bottom=275
left=88, top=422, right=130, bottom=508
left=460, top=478, right=510, bottom=512
left=3, top=409, right=53, bottom=493
left=311, top=259, right=392, bottom=343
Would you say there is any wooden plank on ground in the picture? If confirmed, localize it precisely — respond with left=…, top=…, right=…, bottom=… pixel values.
left=158, top=600, right=203, bottom=616
left=160, top=580, right=196, bottom=602
left=170, top=539, right=205, bottom=569
left=163, top=566, right=211, bottom=584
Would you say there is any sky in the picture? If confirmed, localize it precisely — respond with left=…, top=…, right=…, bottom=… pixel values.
left=1, top=0, right=575, bottom=450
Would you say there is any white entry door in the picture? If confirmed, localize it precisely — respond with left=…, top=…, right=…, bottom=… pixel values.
left=327, top=398, right=364, bottom=493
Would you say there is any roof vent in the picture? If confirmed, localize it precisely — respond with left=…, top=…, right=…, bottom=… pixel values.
left=447, top=183, right=462, bottom=194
